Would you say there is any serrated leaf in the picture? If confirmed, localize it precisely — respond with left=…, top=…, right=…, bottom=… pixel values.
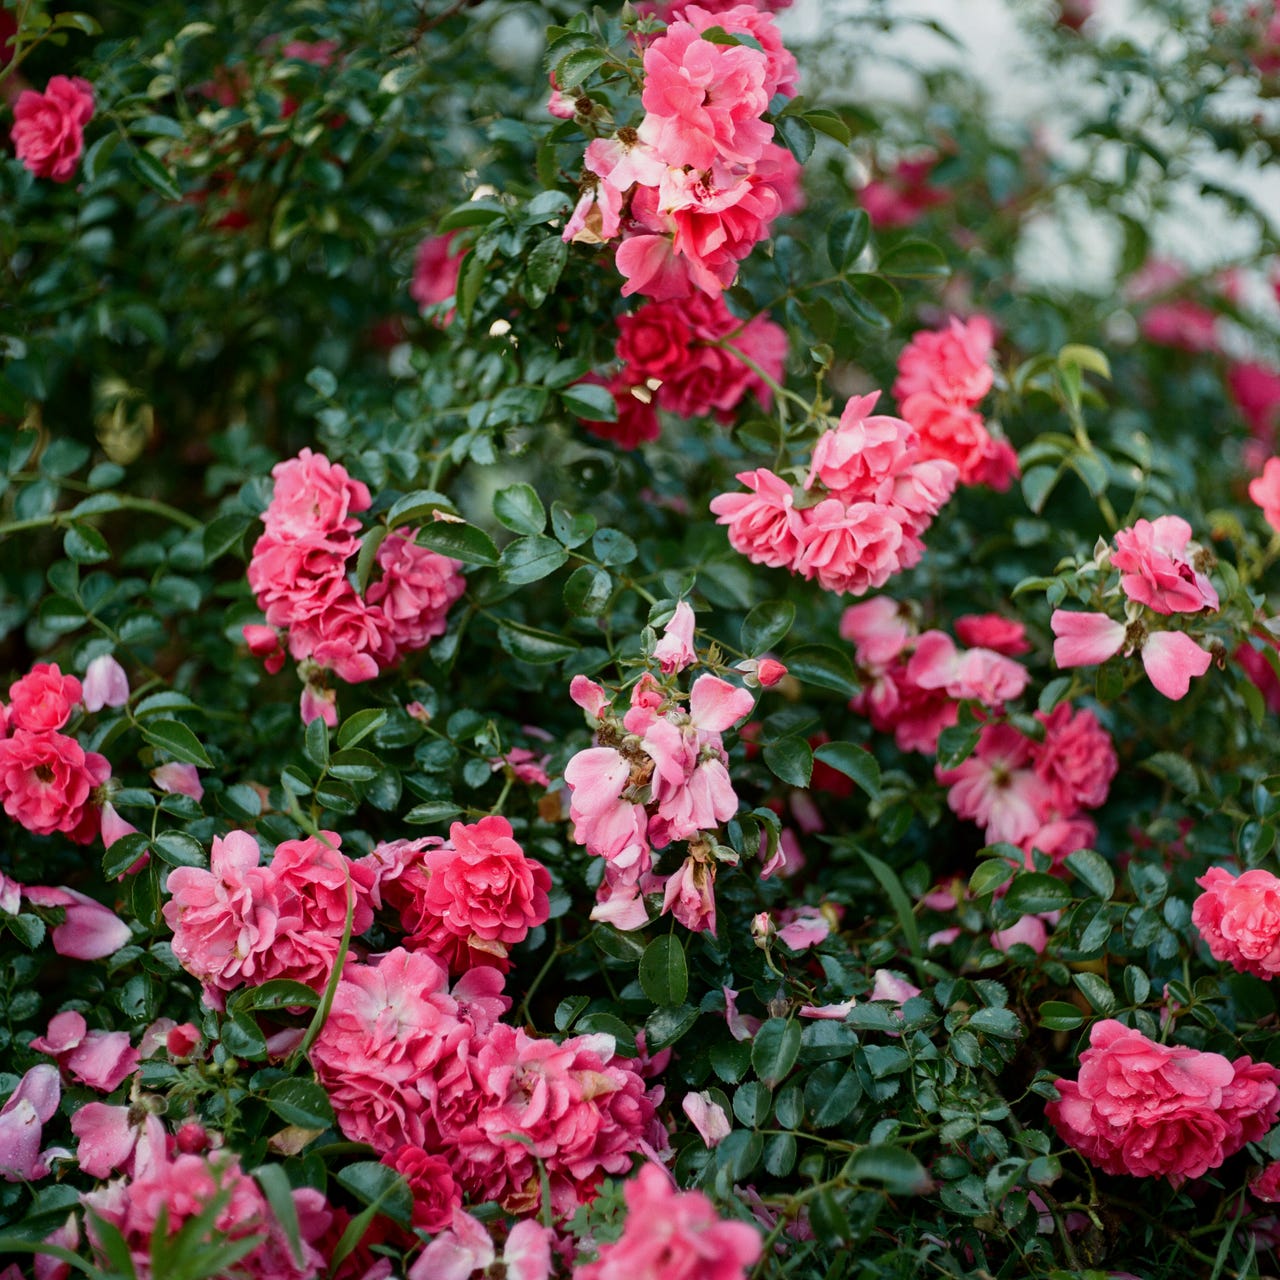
left=1065, top=849, right=1115, bottom=901
left=498, top=535, right=568, bottom=585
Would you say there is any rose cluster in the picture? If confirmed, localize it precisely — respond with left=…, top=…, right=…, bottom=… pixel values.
left=1047, top=1019, right=1280, bottom=1184
left=893, top=315, right=1018, bottom=489
left=711, top=390, right=958, bottom=597
left=563, top=632, right=756, bottom=933
left=244, top=448, right=465, bottom=723
left=583, top=292, right=788, bottom=447
left=1193, top=866, right=1280, bottom=980
left=563, top=4, right=800, bottom=300
left=1051, top=514, right=1220, bottom=700
left=309, top=946, right=665, bottom=1219
left=0, top=661, right=121, bottom=843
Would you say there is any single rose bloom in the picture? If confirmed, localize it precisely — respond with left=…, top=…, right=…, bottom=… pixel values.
left=0, top=727, right=109, bottom=841
left=1193, top=866, right=1280, bottom=979
left=11, top=75, right=95, bottom=182
left=7, top=663, right=82, bottom=732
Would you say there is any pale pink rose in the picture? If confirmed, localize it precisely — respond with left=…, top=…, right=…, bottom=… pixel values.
left=151, top=762, right=203, bottom=801
left=906, top=631, right=1029, bottom=705
left=264, top=448, right=370, bottom=540
left=653, top=600, right=698, bottom=674
left=1111, top=516, right=1218, bottom=614
left=954, top=614, right=1029, bottom=656
left=794, top=499, right=906, bottom=596
left=0, top=1065, right=62, bottom=1182
left=841, top=596, right=915, bottom=666
left=411, top=232, right=465, bottom=324
left=564, top=746, right=647, bottom=859
left=683, top=1091, right=732, bottom=1148
left=575, top=1162, right=761, bottom=1280
left=870, top=969, right=922, bottom=1004
left=689, top=673, right=755, bottom=732
left=1047, top=1019, right=1280, bottom=1184
left=569, top=675, right=609, bottom=721
left=11, top=76, right=94, bottom=182
left=710, top=468, right=804, bottom=569
left=1140, top=300, right=1218, bottom=353
left=9, top=663, right=82, bottom=731
left=81, top=655, right=129, bottom=712
left=799, top=1000, right=856, bottom=1019
left=680, top=4, right=798, bottom=99
left=490, top=746, right=552, bottom=788
left=991, top=915, right=1048, bottom=953
left=1020, top=815, right=1097, bottom=869
left=638, top=22, right=772, bottom=170
left=23, top=885, right=131, bottom=959
left=546, top=71, right=575, bottom=119
left=31, top=1011, right=139, bottom=1093
left=893, top=316, right=995, bottom=407
left=662, top=856, right=717, bottom=933
left=1193, top=866, right=1280, bottom=979
left=0, top=727, right=109, bottom=841
left=1050, top=611, right=1212, bottom=700
left=1050, top=610, right=1127, bottom=668
left=1034, top=703, right=1117, bottom=812
left=723, top=986, right=760, bottom=1041
left=1249, top=457, right=1280, bottom=533
left=936, top=723, right=1055, bottom=846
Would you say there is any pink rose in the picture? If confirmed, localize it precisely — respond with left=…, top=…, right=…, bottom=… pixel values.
left=1193, top=866, right=1280, bottom=979
left=898, top=392, right=993, bottom=485
left=8, top=663, right=82, bottom=731
left=893, top=316, right=995, bottom=407
left=1250, top=457, right=1280, bottom=534
left=953, top=614, right=1029, bottom=656
left=81, top=655, right=129, bottom=712
left=0, top=728, right=109, bottom=841
left=1034, top=703, right=1117, bottom=812
left=383, top=1145, right=460, bottom=1233
left=710, top=468, right=804, bottom=570
left=411, top=232, right=465, bottom=324
left=365, top=528, right=465, bottom=657
left=1111, top=516, right=1218, bottom=615
left=11, top=76, right=95, bottom=182
left=1046, top=1019, right=1280, bottom=1184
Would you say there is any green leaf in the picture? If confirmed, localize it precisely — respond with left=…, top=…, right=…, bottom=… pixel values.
left=592, top=527, right=637, bottom=567
left=741, top=600, right=795, bottom=656
left=805, top=1063, right=862, bottom=1128
left=267, top=1078, right=336, bottom=1129
left=847, top=1145, right=931, bottom=1194
left=497, top=619, right=578, bottom=664
left=554, top=996, right=589, bottom=1032
left=1065, top=849, right=1115, bottom=901
left=5, top=913, right=47, bottom=950
left=1004, top=872, right=1073, bottom=915
left=576, top=1012, right=641, bottom=1054
left=783, top=644, right=859, bottom=697
left=878, top=239, right=949, bottom=279
left=152, top=833, right=205, bottom=869
left=804, top=108, right=852, bottom=145
left=493, top=483, right=547, bottom=536
left=827, top=209, right=870, bottom=272
left=386, top=489, right=455, bottom=527
left=551, top=502, right=596, bottom=548
left=337, top=709, right=388, bottom=750
left=522, top=237, right=569, bottom=307
left=405, top=801, right=463, bottom=825
left=763, top=737, right=813, bottom=788
left=334, top=1162, right=412, bottom=1225
left=498, top=535, right=569, bottom=585
left=1072, top=972, right=1117, bottom=1016
left=142, top=720, right=213, bottom=768
left=812, top=742, right=880, bottom=799
left=202, top=512, right=253, bottom=565
left=454, top=250, right=486, bottom=327
left=303, top=717, right=329, bottom=771
left=222, top=1011, right=267, bottom=1058
left=1020, top=464, right=1061, bottom=514
left=1038, top=1000, right=1085, bottom=1031
left=103, top=832, right=152, bottom=879
left=968, top=857, right=1015, bottom=898
left=354, top=525, right=389, bottom=594
left=752, top=1018, right=802, bottom=1088
left=775, top=114, right=815, bottom=163
left=966, top=1007, right=1023, bottom=1039
left=129, top=150, right=182, bottom=200
left=564, top=564, right=612, bottom=617
left=231, top=980, right=320, bottom=1013
left=63, top=524, right=110, bottom=564
left=555, top=47, right=607, bottom=90
left=560, top=382, right=616, bottom=421
left=644, top=1003, right=699, bottom=1050
left=856, top=848, right=922, bottom=970
left=414, top=520, right=497, bottom=567
left=639, top=935, right=689, bottom=1007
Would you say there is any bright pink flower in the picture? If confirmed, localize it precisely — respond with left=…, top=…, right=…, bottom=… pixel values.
left=575, top=1162, right=761, bottom=1280
left=151, top=762, right=203, bottom=800
left=365, top=528, right=465, bottom=656
left=24, top=884, right=131, bottom=959
left=11, top=76, right=94, bottom=182
left=243, top=623, right=287, bottom=674
left=639, top=22, right=772, bottom=170
left=31, top=1011, right=138, bottom=1093
left=1140, top=300, right=1219, bottom=352
left=954, top=614, right=1029, bottom=656
left=0, top=727, right=109, bottom=841
left=840, top=597, right=914, bottom=666
left=654, top=601, right=698, bottom=674
left=710, top=468, right=804, bottom=569
left=897, top=393, right=994, bottom=485
left=81, top=655, right=129, bottom=712
left=683, top=1091, right=731, bottom=1147
left=411, top=232, right=464, bottom=323
left=384, top=1145, right=461, bottom=1233
left=1049, top=611, right=1213, bottom=701
left=794, top=499, right=905, bottom=596
left=1254, top=1161, right=1280, bottom=1203
left=0, top=1065, right=62, bottom=1182
left=415, top=816, right=552, bottom=971
left=1250, top=457, right=1280, bottom=533
left=1111, top=516, right=1218, bottom=614
left=264, top=447, right=370, bottom=539
left=1050, top=611, right=1127, bottom=668
left=9, top=663, right=82, bottom=731
left=80, top=1117, right=328, bottom=1280
left=860, top=153, right=950, bottom=229
left=681, top=5, right=797, bottom=98
left=894, top=316, right=996, bottom=408
left=570, top=675, right=610, bottom=722
left=805, top=392, right=914, bottom=501
left=1229, top=361, right=1280, bottom=437
left=1193, top=866, right=1280, bottom=979
left=1034, top=703, right=1117, bottom=812
left=1046, top=1020, right=1280, bottom=1184
left=99, top=801, right=139, bottom=851
left=1139, top=630, right=1214, bottom=700
left=546, top=71, right=575, bottom=119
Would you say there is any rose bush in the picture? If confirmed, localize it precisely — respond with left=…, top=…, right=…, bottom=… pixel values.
left=5, top=0, right=1280, bottom=1277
